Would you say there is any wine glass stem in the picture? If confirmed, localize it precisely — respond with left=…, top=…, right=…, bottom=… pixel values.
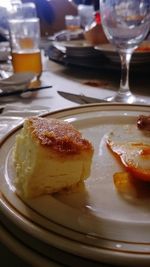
left=118, top=51, right=132, bottom=96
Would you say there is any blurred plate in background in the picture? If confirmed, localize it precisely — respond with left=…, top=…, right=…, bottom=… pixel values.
left=95, top=41, right=150, bottom=64
left=0, top=42, right=10, bottom=62
left=52, top=39, right=100, bottom=57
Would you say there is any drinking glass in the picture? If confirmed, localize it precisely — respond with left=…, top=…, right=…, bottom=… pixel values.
left=65, top=15, right=81, bottom=31
left=8, top=3, right=42, bottom=79
left=100, top=0, right=150, bottom=103
left=9, top=17, right=42, bottom=78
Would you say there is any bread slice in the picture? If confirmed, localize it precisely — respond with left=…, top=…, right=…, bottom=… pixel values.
left=13, top=117, right=94, bottom=198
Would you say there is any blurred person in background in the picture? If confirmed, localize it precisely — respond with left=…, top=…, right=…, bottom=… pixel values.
left=22, top=0, right=77, bottom=36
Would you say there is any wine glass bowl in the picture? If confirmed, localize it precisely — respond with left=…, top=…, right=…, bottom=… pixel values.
left=100, top=0, right=150, bottom=104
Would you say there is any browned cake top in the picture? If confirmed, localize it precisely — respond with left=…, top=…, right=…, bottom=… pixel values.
left=26, top=117, right=93, bottom=154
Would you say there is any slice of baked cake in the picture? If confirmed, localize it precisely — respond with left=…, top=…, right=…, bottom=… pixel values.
left=13, top=117, right=94, bottom=198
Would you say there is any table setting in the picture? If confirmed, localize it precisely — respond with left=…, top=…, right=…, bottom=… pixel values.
left=0, top=1, right=150, bottom=267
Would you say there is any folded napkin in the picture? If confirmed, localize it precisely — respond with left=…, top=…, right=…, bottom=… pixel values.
left=0, top=105, right=50, bottom=140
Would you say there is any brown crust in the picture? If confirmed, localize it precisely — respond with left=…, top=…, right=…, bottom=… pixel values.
left=26, top=117, right=93, bottom=154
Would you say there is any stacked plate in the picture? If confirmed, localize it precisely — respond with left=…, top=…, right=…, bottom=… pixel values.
left=48, top=40, right=150, bottom=72
left=0, top=103, right=150, bottom=267
left=95, top=42, right=150, bottom=64
left=52, top=40, right=101, bottom=57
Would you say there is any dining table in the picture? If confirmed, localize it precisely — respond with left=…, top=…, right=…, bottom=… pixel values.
left=0, top=41, right=150, bottom=267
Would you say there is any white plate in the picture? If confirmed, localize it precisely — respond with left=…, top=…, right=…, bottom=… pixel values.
left=95, top=42, right=150, bottom=64
left=53, top=40, right=92, bottom=48
left=1, top=104, right=150, bottom=266
left=0, top=195, right=107, bottom=267
left=52, top=40, right=99, bottom=57
left=1, top=186, right=150, bottom=267
left=0, top=221, right=61, bottom=267
left=0, top=72, right=35, bottom=87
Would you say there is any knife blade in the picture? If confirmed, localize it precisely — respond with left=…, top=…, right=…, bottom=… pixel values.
left=57, top=91, right=108, bottom=104
left=0, top=85, right=52, bottom=97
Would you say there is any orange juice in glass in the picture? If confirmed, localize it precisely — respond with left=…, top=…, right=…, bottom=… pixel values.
left=12, top=49, right=42, bottom=78
left=9, top=18, right=42, bottom=78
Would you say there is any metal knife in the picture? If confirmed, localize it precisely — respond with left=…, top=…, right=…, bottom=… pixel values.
left=57, top=91, right=108, bottom=104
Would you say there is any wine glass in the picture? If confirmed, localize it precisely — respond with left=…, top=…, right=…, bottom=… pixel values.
left=99, top=0, right=150, bottom=103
